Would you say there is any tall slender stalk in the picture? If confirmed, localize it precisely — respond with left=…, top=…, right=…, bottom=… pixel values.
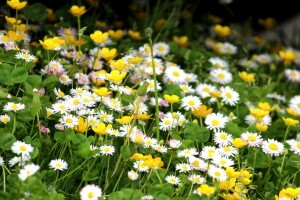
left=145, top=28, right=160, bottom=140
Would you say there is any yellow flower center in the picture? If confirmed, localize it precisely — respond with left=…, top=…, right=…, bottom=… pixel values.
left=211, top=120, right=220, bottom=126
left=217, top=73, right=225, bottom=79
left=157, top=46, right=165, bottom=51
left=203, top=87, right=210, bottom=92
left=220, top=160, right=227, bottom=165
left=215, top=172, right=221, bottom=177
left=22, top=54, right=30, bottom=59
left=291, top=71, right=297, bottom=78
left=188, top=100, right=195, bottom=106
left=165, top=120, right=171, bottom=125
left=61, top=76, right=67, bottom=81
left=87, top=191, right=94, bottom=199
left=11, top=104, right=18, bottom=110
left=223, top=146, right=231, bottom=152
left=220, top=134, right=227, bottom=140
left=226, top=92, right=232, bottom=98
left=248, top=135, right=257, bottom=141
left=66, top=118, right=73, bottom=124
left=103, top=147, right=110, bottom=152
left=172, top=71, right=180, bottom=77
left=59, top=105, right=66, bottom=110
left=269, top=143, right=278, bottom=150
left=55, top=163, right=62, bottom=168
left=182, top=165, right=189, bottom=170
left=20, top=146, right=26, bottom=152
left=73, top=99, right=79, bottom=105
left=297, top=103, right=300, bottom=108
left=297, top=142, right=300, bottom=149
left=2, top=117, right=10, bottom=123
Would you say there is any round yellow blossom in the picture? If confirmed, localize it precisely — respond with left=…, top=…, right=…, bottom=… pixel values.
left=128, top=30, right=142, bottom=40
left=219, top=178, right=236, bottom=190
left=106, top=70, right=126, bottom=84
left=90, top=30, right=108, bottom=44
left=238, top=71, right=255, bottom=83
left=282, top=117, right=299, bottom=126
left=73, top=117, right=88, bottom=133
left=258, top=102, right=274, bottom=112
left=192, top=105, right=213, bottom=118
left=256, top=123, right=268, bottom=132
left=92, top=122, right=110, bottom=135
left=214, top=24, right=231, bottom=37
left=143, top=157, right=164, bottom=169
left=108, top=29, right=124, bottom=40
left=197, top=184, right=216, bottom=196
left=173, top=36, right=189, bottom=47
left=164, top=94, right=180, bottom=104
left=69, top=5, right=87, bottom=17
left=115, top=116, right=133, bottom=124
left=279, top=50, right=298, bottom=65
left=110, top=59, right=129, bottom=71
left=100, top=48, right=117, bottom=61
left=5, top=16, right=21, bottom=25
left=7, top=0, right=27, bottom=10
left=92, top=87, right=111, bottom=97
left=39, top=38, right=60, bottom=50
left=232, top=138, right=247, bottom=148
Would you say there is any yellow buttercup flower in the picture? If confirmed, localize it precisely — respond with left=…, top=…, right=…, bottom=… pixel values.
left=219, top=178, right=236, bottom=190
left=110, top=59, right=129, bottom=71
left=69, top=5, right=87, bottom=17
left=100, top=47, right=117, bottom=61
left=238, top=71, right=255, bottom=83
left=249, top=108, right=269, bottom=120
left=90, top=30, right=108, bottom=44
left=256, top=123, right=268, bottom=132
left=115, top=116, right=133, bottom=124
left=73, top=117, right=88, bottom=133
left=143, top=157, right=164, bottom=169
left=258, top=102, right=274, bottom=112
left=7, top=0, right=27, bottom=10
left=192, top=105, right=213, bottom=118
left=279, top=50, right=298, bottom=65
left=106, top=70, right=126, bottom=84
left=128, top=30, right=142, bottom=40
left=135, top=114, right=152, bottom=120
left=196, top=184, right=215, bottom=196
left=128, top=56, right=143, bottom=65
left=108, top=29, right=124, bottom=40
left=5, top=16, right=21, bottom=25
left=39, top=38, right=60, bottom=50
left=214, top=24, right=231, bottom=37
left=92, top=122, right=110, bottom=135
left=164, top=94, right=180, bottom=104
left=93, top=87, right=111, bottom=97
left=173, top=36, right=189, bottom=47
left=282, top=117, right=299, bottom=126
left=6, top=30, right=25, bottom=42
left=232, top=138, right=247, bottom=148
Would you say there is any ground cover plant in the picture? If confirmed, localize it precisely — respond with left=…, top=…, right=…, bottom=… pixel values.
left=0, top=0, right=300, bottom=199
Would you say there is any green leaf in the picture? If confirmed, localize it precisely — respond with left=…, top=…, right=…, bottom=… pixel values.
left=120, top=145, right=131, bottom=161
left=121, top=94, right=136, bottom=106
left=22, top=3, right=48, bottom=21
left=0, top=133, right=16, bottom=150
left=148, top=183, right=174, bottom=197
left=75, top=141, right=91, bottom=159
left=108, top=189, right=142, bottom=200
left=26, top=75, right=42, bottom=88
left=246, top=149, right=269, bottom=168
left=163, top=84, right=183, bottom=98
left=184, top=123, right=210, bottom=143
left=157, top=194, right=170, bottom=200
left=0, top=63, right=13, bottom=85
left=10, top=67, right=28, bottom=83
left=82, top=170, right=99, bottom=181
left=225, top=121, right=244, bottom=137
left=185, top=194, right=202, bottom=200
left=42, top=76, right=58, bottom=88
left=54, top=132, right=67, bottom=144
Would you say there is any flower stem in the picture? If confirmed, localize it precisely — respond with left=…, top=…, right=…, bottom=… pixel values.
left=12, top=114, right=16, bottom=135
left=148, top=37, right=160, bottom=140
left=77, top=16, right=81, bottom=52
left=2, top=166, right=6, bottom=192
left=283, top=126, right=290, bottom=141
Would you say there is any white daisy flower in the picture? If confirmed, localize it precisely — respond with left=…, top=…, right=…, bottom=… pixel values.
left=3, top=102, right=25, bottom=112
left=208, top=57, right=229, bottom=69
left=128, top=170, right=139, bottom=181
left=98, top=110, right=114, bottom=123
left=143, top=137, right=158, bottom=148
left=188, top=174, right=206, bottom=185
left=238, top=58, right=258, bottom=70
left=18, top=163, right=40, bottom=181
left=0, top=114, right=11, bottom=124
left=143, top=79, right=162, bottom=92
left=52, top=101, right=70, bottom=114
left=177, top=148, right=198, bottom=158
left=262, top=139, right=284, bottom=156
left=217, top=146, right=238, bottom=158
left=195, top=83, right=217, bottom=98
left=212, top=156, right=235, bottom=168
left=168, top=139, right=182, bottom=149
left=220, top=86, right=239, bottom=106
left=164, top=66, right=186, bottom=84
left=59, top=74, right=72, bottom=85
left=80, top=184, right=102, bottom=200
left=209, top=69, right=232, bottom=84
left=49, top=159, right=68, bottom=171
left=181, top=95, right=202, bottom=111
left=205, top=113, right=229, bottom=131
left=159, top=117, right=176, bottom=131
left=289, top=95, right=300, bottom=115
left=285, top=69, right=300, bottom=83
left=165, top=175, right=181, bottom=185
left=11, top=141, right=34, bottom=155
left=184, top=73, right=198, bottom=83
left=59, top=114, right=78, bottom=129
left=286, top=139, right=300, bottom=155
left=188, top=156, right=208, bottom=171
left=15, top=51, right=36, bottom=62
left=180, top=84, right=195, bottom=94
left=152, top=144, right=168, bottom=154
left=90, top=145, right=101, bottom=157
left=213, top=131, right=233, bottom=147
left=9, top=154, right=31, bottom=167
left=103, top=97, right=123, bottom=112
left=141, top=195, right=155, bottom=200
left=200, top=146, right=219, bottom=160
left=153, top=42, right=170, bottom=57
left=133, top=160, right=149, bottom=172
left=100, top=145, right=115, bottom=156
left=0, top=156, right=4, bottom=166
left=176, top=163, right=192, bottom=173
left=255, top=53, right=272, bottom=64
left=207, top=165, right=227, bottom=181
left=241, top=132, right=263, bottom=147
left=219, top=42, right=237, bottom=55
